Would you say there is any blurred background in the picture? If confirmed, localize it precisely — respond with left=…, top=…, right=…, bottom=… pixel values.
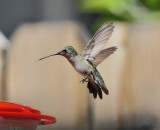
left=0, top=0, right=160, bottom=129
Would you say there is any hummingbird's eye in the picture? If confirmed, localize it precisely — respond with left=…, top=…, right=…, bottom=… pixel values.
left=63, top=49, right=67, bottom=53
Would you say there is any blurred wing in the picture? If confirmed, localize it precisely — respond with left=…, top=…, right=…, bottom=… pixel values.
left=92, top=46, right=117, bottom=66
left=82, top=21, right=114, bottom=60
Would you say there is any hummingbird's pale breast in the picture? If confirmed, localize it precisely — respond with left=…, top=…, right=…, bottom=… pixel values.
left=68, top=55, right=92, bottom=76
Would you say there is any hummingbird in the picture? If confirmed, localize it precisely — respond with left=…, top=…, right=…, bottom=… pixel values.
left=38, top=21, right=117, bottom=99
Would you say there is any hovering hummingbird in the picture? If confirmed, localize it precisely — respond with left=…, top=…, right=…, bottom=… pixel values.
left=38, top=21, right=117, bottom=99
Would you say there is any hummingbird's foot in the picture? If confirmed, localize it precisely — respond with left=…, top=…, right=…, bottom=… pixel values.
left=80, top=75, right=89, bottom=83
left=81, top=78, right=88, bottom=83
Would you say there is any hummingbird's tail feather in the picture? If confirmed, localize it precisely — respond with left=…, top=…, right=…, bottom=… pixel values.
left=92, top=87, right=97, bottom=99
left=87, top=79, right=102, bottom=99
left=87, top=80, right=93, bottom=93
left=96, top=85, right=102, bottom=99
left=90, top=72, right=103, bottom=99
left=87, top=80, right=97, bottom=99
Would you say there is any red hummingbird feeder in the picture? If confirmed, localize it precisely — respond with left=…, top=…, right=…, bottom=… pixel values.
left=0, top=101, right=56, bottom=129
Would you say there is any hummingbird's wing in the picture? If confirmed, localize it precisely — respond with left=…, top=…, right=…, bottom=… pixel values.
left=91, top=70, right=109, bottom=96
left=87, top=60, right=109, bottom=99
left=82, top=21, right=114, bottom=61
left=92, top=46, right=117, bottom=66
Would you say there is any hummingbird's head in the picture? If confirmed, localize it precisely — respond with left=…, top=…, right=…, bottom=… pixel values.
left=38, top=46, right=77, bottom=61
left=61, top=46, right=78, bottom=57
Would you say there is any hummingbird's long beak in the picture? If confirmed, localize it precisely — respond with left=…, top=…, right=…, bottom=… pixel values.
left=38, top=52, right=60, bottom=61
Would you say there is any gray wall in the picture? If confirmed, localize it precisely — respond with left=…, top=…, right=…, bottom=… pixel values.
left=0, top=0, right=78, bottom=37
